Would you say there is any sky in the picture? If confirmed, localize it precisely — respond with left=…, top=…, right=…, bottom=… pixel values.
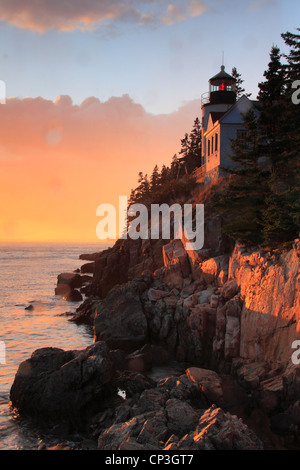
left=0, top=0, right=299, bottom=243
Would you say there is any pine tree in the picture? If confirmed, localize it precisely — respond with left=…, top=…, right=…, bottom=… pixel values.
left=281, top=29, right=300, bottom=167
left=282, top=28, right=300, bottom=83
left=231, top=67, right=251, bottom=99
left=188, top=117, right=202, bottom=170
left=257, top=45, right=286, bottom=172
left=178, top=118, right=202, bottom=174
left=217, top=109, right=266, bottom=244
left=150, top=164, right=160, bottom=192
left=258, top=30, right=300, bottom=245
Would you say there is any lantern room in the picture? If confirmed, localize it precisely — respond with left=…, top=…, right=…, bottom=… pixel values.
left=209, top=65, right=236, bottom=105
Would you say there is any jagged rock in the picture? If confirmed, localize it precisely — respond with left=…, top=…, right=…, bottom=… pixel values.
left=80, top=262, right=95, bottom=274
left=199, top=255, right=229, bottom=286
left=93, top=279, right=149, bottom=351
left=97, top=417, right=141, bottom=450
left=10, top=342, right=115, bottom=430
left=55, top=273, right=83, bottom=299
left=197, top=287, right=215, bottom=305
left=147, top=288, right=170, bottom=301
left=79, top=252, right=102, bottom=261
left=70, top=297, right=101, bottom=325
left=166, top=405, right=264, bottom=450
left=229, top=243, right=300, bottom=365
left=91, top=238, right=164, bottom=299
left=221, top=279, right=239, bottom=300
left=57, top=272, right=82, bottom=289
left=136, top=410, right=168, bottom=446
left=165, top=398, right=201, bottom=437
left=161, top=239, right=191, bottom=290
left=185, top=367, right=224, bottom=406
left=163, top=239, right=191, bottom=278
left=65, top=289, right=83, bottom=302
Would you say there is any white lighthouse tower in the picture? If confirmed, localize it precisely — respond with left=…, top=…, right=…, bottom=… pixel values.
left=201, top=65, right=237, bottom=165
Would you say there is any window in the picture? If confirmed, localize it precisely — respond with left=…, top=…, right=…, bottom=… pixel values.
left=211, top=136, right=214, bottom=154
left=215, top=133, right=218, bottom=151
left=208, top=139, right=210, bottom=156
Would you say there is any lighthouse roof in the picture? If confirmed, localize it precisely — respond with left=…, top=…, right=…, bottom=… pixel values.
left=209, top=65, right=236, bottom=82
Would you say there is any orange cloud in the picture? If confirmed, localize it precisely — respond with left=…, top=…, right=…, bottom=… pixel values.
left=0, top=0, right=209, bottom=32
left=0, top=94, right=201, bottom=242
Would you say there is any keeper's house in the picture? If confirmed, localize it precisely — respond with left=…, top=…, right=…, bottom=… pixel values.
left=194, top=65, right=259, bottom=184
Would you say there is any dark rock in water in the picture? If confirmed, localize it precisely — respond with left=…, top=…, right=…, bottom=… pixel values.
left=25, top=304, right=34, bottom=311
left=81, top=274, right=93, bottom=284
left=10, top=342, right=115, bottom=430
left=55, top=273, right=83, bottom=301
left=57, top=272, right=82, bottom=289
left=65, top=289, right=83, bottom=302
left=69, top=297, right=101, bottom=325
left=55, top=283, right=71, bottom=297
left=80, top=262, right=95, bottom=274
left=79, top=252, right=102, bottom=261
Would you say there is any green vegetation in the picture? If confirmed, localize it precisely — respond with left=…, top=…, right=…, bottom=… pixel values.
left=128, top=117, right=202, bottom=207
left=216, top=30, right=300, bottom=248
left=129, top=28, right=300, bottom=250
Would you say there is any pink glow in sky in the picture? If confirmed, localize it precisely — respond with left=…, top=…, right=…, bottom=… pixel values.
left=0, top=0, right=298, bottom=241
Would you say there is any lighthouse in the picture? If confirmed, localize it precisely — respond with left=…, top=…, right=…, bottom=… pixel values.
left=196, top=64, right=258, bottom=184
left=201, top=65, right=237, bottom=163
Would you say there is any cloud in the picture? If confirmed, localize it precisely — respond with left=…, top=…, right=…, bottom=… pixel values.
left=163, top=0, right=209, bottom=25
left=0, top=94, right=201, bottom=241
left=0, top=0, right=209, bottom=32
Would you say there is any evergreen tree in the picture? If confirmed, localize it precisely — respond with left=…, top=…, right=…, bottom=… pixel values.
left=231, top=67, right=251, bottom=99
left=178, top=118, right=202, bottom=174
left=150, top=164, right=160, bottom=192
left=188, top=117, right=202, bottom=169
left=217, top=109, right=266, bottom=244
left=282, top=28, right=300, bottom=82
left=281, top=29, right=300, bottom=167
left=259, top=30, right=300, bottom=245
left=257, top=45, right=286, bottom=172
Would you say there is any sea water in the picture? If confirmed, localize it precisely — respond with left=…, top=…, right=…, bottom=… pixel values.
left=0, top=242, right=110, bottom=450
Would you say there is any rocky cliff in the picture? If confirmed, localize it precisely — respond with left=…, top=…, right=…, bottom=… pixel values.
left=10, top=197, right=300, bottom=449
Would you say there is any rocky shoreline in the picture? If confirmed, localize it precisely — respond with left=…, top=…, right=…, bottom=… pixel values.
left=9, top=228, right=300, bottom=450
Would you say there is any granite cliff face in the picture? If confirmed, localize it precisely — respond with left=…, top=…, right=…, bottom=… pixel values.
left=10, top=204, right=300, bottom=449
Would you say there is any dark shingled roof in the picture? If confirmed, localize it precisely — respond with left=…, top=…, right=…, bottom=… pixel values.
left=210, top=65, right=236, bottom=82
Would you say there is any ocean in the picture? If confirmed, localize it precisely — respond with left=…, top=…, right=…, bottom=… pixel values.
left=0, top=242, right=111, bottom=450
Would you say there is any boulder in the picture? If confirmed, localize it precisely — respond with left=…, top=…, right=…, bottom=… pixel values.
left=80, top=262, right=95, bottom=274
left=186, top=367, right=224, bottom=406
left=65, top=289, right=83, bottom=302
left=165, top=398, right=201, bottom=437
left=57, top=272, right=82, bottom=289
left=221, top=279, right=240, bottom=300
left=94, top=280, right=148, bottom=352
left=70, top=297, right=101, bottom=325
left=147, top=288, right=170, bottom=302
left=79, top=252, right=102, bottom=261
left=166, top=405, right=264, bottom=450
left=10, top=342, right=114, bottom=430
